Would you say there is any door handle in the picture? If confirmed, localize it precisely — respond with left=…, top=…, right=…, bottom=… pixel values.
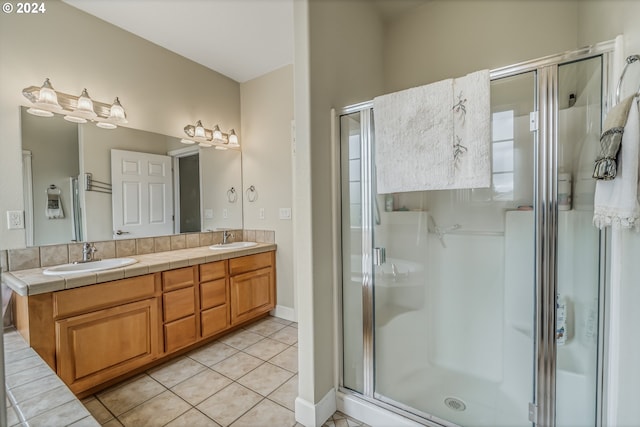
left=373, top=247, right=386, bottom=266
left=115, top=230, right=130, bottom=235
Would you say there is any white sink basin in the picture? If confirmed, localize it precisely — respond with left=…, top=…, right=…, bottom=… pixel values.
left=43, top=258, right=138, bottom=276
left=209, top=241, right=258, bottom=250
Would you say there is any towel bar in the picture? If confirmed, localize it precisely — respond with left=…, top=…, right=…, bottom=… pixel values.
left=616, top=54, right=640, bottom=103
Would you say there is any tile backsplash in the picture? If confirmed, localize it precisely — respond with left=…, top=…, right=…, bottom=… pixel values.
left=1, top=229, right=274, bottom=272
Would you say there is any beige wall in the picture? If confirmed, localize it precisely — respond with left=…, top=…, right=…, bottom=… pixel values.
left=0, top=0, right=240, bottom=249
left=384, top=0, right=579, bottom=92
left=295, top=0, right=385, bottom=421
left=577, top=2, right=640, bottom=425
left=240, top=65, right=295, bottom=314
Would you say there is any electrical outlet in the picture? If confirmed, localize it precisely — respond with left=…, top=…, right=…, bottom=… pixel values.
left=7, top=210, right=24, bottom=229
left=259, top=208, right=265, bottom=220
left=204, top=209, right=213, bottom=219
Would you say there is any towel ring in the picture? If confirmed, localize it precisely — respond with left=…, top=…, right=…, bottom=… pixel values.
left=616, top=54, right=640, bottom=103
left=227, top=187, right=238, bottom=203
left=245, top=185, right=258, bottom=202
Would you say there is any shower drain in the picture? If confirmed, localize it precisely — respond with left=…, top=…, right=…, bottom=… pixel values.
left=444, top=397, right=467, bottom=412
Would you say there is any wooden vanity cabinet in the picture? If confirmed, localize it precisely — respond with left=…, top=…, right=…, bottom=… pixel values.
left=15, top=249, right=276, bottom=396
left=53, top=274, right=160, bottom=394
left=199, top=260, right=229, bottom=338
left=162, top=267, right=198, bottom=353
left=229, top=252, right=276, bottom=325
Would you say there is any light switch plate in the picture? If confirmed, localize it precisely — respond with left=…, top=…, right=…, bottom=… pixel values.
left=7, top=210, right=24, bottom=229
left=279, top=208, right=292, bottom=220
left=259, top=208, right=265, bottom=220
left=223, top=208, right=228, bottom=219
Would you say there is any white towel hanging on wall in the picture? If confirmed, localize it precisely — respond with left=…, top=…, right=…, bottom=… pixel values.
left=46, top=184, right=64, bottom=219
left=374, top=69, right=491, bottom=194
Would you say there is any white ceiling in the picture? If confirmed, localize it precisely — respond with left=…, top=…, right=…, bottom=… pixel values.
left=62, top=0, right=429, bottom=84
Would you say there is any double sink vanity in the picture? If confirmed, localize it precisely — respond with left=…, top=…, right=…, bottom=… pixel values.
left=3, top=240, right=277, bottom=398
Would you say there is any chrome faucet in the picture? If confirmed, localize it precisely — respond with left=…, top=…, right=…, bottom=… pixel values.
left=80, top=242, right=98, bottom=263
left=222, top=230, right=233, bottom=245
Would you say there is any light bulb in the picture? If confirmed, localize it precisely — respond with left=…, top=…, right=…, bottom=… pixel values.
left=108, top=97, right=127, bottom=124
left=194, top=120, right=206, bottom=139
left=212, top=125, right=223, bottom=141
left=228, top=129, right=239, bottom=146
left=34, top=78, right=62, bottom=111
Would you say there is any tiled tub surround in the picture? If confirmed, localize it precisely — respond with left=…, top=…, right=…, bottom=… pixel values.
left=5, top=328, right=99, bottom=427
left=0, top=229, right=275, bottom=273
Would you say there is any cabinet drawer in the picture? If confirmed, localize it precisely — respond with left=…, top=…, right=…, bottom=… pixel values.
left=163, top=287, right=195, bottom=323
left=200, top=261, right=227, bottom=282
left=162, top=267, right=195, bottom=291
left=200, top=279, right=226, bottom=310
left=201, top=305, right=228, bottom=338
left=164, top=315, right=196, bottom=353
left=229, top=252, right=273, bottom=276
left=54, top=275, right=156, bottom=319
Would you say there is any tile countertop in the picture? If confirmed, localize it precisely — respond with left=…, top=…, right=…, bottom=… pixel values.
left=2, top=243, right=276, bottom=296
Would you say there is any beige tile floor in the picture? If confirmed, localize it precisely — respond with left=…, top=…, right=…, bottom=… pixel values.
left=82, top=316, right=368, bottom=427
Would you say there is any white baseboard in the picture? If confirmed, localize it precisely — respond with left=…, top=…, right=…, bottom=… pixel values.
left=271, top=305, right=296, bottom=322
left=337, top=391, right=424, bottom=427
left=295, top=388, right=336, bottom=427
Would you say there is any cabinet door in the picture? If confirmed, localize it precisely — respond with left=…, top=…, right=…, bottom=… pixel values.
left=56, top=298, right=159, bottom=394
left=230, top=267, right=275, bottom=325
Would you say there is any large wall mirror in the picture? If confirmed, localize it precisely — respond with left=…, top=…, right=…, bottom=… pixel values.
left=19, top=107, right=243, bottom=247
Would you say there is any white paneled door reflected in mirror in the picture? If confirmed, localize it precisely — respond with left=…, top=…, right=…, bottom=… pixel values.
left=17, top=108, right=243, bottom=247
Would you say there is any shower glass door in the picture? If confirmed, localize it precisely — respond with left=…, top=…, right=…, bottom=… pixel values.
left=371, top=72, right=537, bottom=426
left=554, top=56, right=603, bottom=427
left=340, top=46, right=610, bottom=427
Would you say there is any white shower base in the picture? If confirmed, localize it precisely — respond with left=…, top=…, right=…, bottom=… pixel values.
left=375, top=365, right=528, bottom=427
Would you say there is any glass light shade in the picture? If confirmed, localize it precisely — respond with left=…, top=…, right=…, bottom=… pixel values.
left=212, top=125, right=223, bottom=141
left=63, top=114, right=87, bottom=123
left=26, top=107, right=54, bottom=117
left=96, top=121, right=117, bottom=129
left=34, top=78, right=62, bottom=110
left=71, top=89, right=97, bottom=119
left=108, top=97, right=127, bottom=124
left=194, top=120, right=206, bottom=139
left=180, top=139, right=196, bottom=145
left=228, top=129, right=239, bottom=146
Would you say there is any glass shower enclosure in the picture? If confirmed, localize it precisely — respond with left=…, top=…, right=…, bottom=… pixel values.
left=340, top=44, right=610, bottom=426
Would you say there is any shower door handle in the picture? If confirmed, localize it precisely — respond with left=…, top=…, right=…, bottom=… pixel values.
left=373, top=247, right=386, bottom=266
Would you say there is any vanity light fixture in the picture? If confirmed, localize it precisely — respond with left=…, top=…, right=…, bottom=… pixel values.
left=182, top=122, right=240, bottom=150
left=22, top=78, right=128, bottom=129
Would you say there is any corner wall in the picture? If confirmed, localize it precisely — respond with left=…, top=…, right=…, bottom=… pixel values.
left=294, top=0, right=385, bottom=424
left=241, top=65, right=295, bottom=318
